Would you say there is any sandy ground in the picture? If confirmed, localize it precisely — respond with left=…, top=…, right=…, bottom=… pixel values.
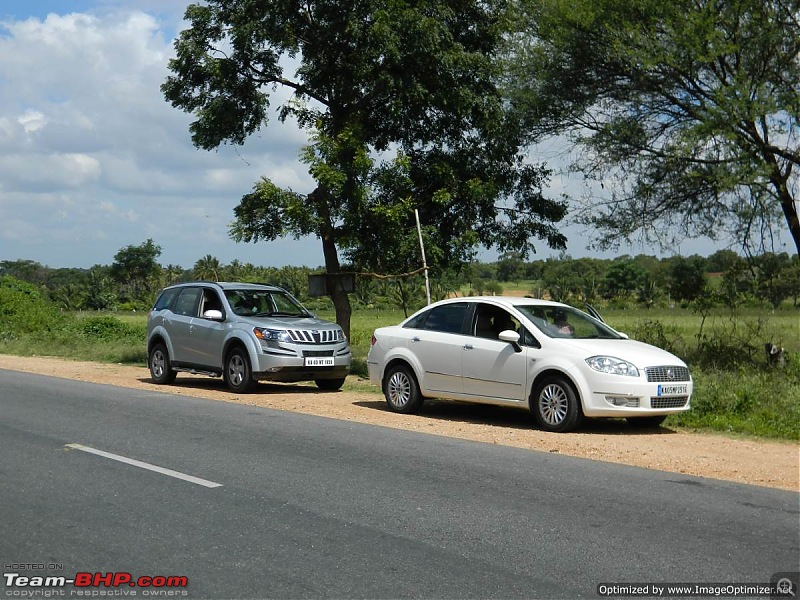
left=1, top=354, right=797, bottom=492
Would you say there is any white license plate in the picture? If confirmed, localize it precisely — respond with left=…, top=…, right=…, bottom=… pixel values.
left=304, top=357, right=334, bottom=367
left=657, top=384, right=687, bottom=396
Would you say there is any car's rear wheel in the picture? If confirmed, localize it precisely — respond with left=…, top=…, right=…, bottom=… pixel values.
left=224, top=347, right=256, bottom=393
left=383, top=364, right=423, bottom=414
left=626, top=415, right=667, bottom=428
left=531, top=375, right=583, bottom=432
left=149, top=343, right=176, bottom=384
left=315, top=377, right=346, bottom=391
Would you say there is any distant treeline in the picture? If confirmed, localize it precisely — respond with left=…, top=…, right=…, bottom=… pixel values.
left=1, top=246, right=798, bottom=313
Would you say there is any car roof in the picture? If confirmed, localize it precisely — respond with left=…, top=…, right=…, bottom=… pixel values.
left=432, top=296, right=569, bottom=309
left=164, top=281, right=285, bottom=292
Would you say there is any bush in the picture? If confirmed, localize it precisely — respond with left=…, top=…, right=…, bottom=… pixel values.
left=0, top=276, right=66, bottom=336
left=77, top=316, right=144, bottom=343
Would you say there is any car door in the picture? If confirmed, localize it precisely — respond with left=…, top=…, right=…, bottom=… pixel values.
left=460, top=304, right=529, bottom=402
left=407, top=302, right=469, bottom=396
left=168, top=287, right=202, bottom=364
left=188, top=287, right=228, bottom=369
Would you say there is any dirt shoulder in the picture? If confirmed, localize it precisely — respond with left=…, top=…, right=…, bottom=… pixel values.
left=1, top=354, right=797, bottom=492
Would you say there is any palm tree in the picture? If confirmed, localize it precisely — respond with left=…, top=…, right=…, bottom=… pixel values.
left=193, top=255, right=222, bottom=281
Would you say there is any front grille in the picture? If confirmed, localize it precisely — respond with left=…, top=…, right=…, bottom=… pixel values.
left=651, top=397, right=689, bottom=409
left=645, top=366, right=690, bottom=382
left=303, top=350, right=334, bottom=357
left=287, top=329, right=343, bottom=344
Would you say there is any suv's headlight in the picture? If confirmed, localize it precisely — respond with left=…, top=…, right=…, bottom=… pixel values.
left=253, top=328, right=292, bottom=343
left=586, top=356, right=639, bottom=377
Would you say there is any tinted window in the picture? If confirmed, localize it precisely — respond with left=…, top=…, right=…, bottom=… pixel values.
left=153, top=288, right=180, bottom=311
left=404, top=310, right=429, bottom=329
left=173, top=288, right=202, bottom=317
left=422, top=303, right=468, bottom=334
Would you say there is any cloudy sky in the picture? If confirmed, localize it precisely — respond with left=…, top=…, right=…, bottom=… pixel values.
left=0, top=1, right=782, bottom=271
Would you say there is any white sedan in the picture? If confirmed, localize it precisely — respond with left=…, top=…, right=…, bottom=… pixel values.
left=367, top=297, right=692, bottom=432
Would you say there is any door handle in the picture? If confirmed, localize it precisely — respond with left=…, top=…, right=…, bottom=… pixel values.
left=463, top=344, right=473, bottom=350
left=411, top=336, right=421, bottom=343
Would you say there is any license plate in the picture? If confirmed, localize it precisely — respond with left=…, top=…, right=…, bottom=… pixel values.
left=657, top=384, right=687, bottom=396
left=304, top=357, right=334, bottom=367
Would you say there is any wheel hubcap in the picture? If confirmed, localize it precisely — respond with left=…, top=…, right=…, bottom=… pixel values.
left=387, top=372, right=411, bottom=408
left=539, top=384, right=568, bottom=425
left=151, top=351, right=165, bottom=378
left=228, top=355, right=245, bottom=386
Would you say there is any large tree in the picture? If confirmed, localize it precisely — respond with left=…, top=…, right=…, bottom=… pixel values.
left=163, top=0, right=567, bottom=336
left=514, top=0, right=800, bottom=255
left=109, top=239, right=163, bottom=303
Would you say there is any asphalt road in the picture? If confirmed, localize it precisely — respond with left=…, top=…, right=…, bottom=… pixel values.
left=1, top=369, right=798, bottom=599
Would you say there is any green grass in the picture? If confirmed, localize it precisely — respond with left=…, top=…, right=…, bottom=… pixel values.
left=1, top=304, right=797, bottom=441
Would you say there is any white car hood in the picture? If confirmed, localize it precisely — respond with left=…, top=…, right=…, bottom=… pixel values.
left=555, top=338, right=687, bottom=368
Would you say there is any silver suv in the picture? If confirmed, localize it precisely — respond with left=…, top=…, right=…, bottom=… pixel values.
left=147, top=282, right=351, bottom=392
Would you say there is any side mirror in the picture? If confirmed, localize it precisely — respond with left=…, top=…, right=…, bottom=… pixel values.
left=498, top=330, right=522, bottom=353
left=203, top=309, right=224, bottom=321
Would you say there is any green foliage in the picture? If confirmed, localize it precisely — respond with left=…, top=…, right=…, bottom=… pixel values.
left=164, top=0, right=569, bottom=338
left=670, top=365, right=800, bottom=440
left=110, top=239, right=163, bottom=303
left=76, top=316, right=145, bottom=344
left=0, top=276, right=64, bottom=338
left=515, top=0, right=800, bottom=254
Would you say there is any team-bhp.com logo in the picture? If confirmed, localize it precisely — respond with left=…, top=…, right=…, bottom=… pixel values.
left=4, top=572, right=188, bottom=594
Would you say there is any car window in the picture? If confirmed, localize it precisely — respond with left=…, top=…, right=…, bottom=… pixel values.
left=199, top=288, right=223, bottom=316
left=421, top=303, right=468, bottom=334
left=223, top=289, right=308, bottom=317
left=153, top=288, right=180, bottom=311
left=515, top=304, right=622, bottom=339
left=403, top=310, right=429, bottom=329
left=173, top=287, right=202, bottom=317
left=473, top=304, right=521, bottom=340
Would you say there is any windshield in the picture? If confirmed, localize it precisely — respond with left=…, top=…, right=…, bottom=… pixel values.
left=514, top=304, right=622, bottom=340
left=224, top=289, right=309, bottom=318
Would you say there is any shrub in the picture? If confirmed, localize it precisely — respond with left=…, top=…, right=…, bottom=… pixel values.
left=77, top=316, right=144, bottom=343
left=0, top=276, right=66, bottom=336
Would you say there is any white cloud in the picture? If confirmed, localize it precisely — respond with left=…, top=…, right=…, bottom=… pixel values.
left=0, top=8, right=319, bottom=268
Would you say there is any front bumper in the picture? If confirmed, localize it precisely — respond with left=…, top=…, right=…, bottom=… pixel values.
left=254, top=342, right=351, bottom=382
left=580, top=374, right=693, bottom=418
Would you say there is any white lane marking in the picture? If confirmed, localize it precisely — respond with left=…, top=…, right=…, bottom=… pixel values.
left=65, top=443, right=222, bottom=488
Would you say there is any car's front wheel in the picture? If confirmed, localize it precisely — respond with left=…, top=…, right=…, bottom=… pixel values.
left=626, top=415, right=667, bottom=428
left=315, top=377, right=346, bottom=391
left=383, top=364, right=423, bottom=414
left=224, top=347, right=256, bottom=393
left=149, top=343, right=176, bottom=384
left=531, top=375, right=583, bottom=433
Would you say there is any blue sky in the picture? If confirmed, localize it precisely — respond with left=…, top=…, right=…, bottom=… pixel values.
left=0, top=2, right=791, bottom=270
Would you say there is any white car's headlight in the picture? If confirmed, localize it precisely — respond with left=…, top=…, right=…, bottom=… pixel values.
left=586, top=356, right=639, bottom=377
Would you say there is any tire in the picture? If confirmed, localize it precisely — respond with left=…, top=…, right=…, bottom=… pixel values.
left=224, top=347, right=256, bottom=393
left=626, top=415, right=667, bottom=428
left=149, top=343, right=176, bottom=384
left=315, top=377, right=346, bottom=391
left=383, top=364, right=423, bottom=414
left=530, top=375, right=583, bottom=433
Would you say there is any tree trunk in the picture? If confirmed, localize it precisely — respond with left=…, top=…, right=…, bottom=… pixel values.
left=778, top=190, right=800, bottom=257
left=320, top=233, right=352, bottom=340
left=762, top=146, right=800, bottom=256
